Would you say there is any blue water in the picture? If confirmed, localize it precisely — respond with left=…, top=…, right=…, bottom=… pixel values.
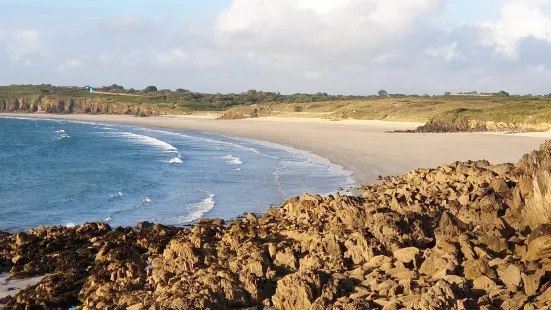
left=0, top=117, right=354, bottom=232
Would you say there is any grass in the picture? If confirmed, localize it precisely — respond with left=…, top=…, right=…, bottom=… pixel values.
left=3, top=85, right=551, bottom=129
left=221, top=96, right=551, bottom=128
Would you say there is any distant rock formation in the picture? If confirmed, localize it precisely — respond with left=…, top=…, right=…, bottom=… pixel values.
left=0, top=96, right=175, bottom=117
left=3, top=143, right=551, bottom=308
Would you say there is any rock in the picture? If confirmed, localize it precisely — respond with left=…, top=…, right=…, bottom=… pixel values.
left=500, top=294, right=528, bottom=310
left=410, top=280, right=464, bottom=309
left=522, top=271, right=544, bottom=296
left=126, top=303, right=144, bottom=310
left=500, top=265, right=522, bottom=287
left=246, top=213, right=258, bottom=222
left=136, top=221, right=154, bottom=229
left=524, top=226, right=551, bottom=261
left=537, top=286, right=551, bottom=302
left=490, top=178, right=509, bottom=194
left=15, top=232, right=29, bottom=246
left=272, top=271, right=326, bottom=310
left=11, top=255, right=23, bottom=264
left=473, top=276, right=498, bottom=293
left=393, top=247, right=420, bottom=264
left=462, top=260, right=495, bottom=280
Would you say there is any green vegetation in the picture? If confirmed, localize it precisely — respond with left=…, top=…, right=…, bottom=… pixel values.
left=3, top=84, right=551, bottom=130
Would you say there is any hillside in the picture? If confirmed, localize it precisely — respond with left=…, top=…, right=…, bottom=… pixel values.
left=3, top=85, right=551, bottom=132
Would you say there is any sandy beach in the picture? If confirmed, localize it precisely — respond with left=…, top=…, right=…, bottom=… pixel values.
left=2, top=113, right=550, bottom=184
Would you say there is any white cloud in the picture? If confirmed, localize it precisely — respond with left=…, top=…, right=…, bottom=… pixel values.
left=57, top=55, right=88, bottom=72
left=3, top=30, right=43, bottom=61
left=305, top=71, right=323, bottom=80
left=424, top=42, right=461, bottom=61
left=215, top=0, right=443, bottom=61
left=155, top=49, right=188, bottom=67
left=480, top=0, right=551, bottom=56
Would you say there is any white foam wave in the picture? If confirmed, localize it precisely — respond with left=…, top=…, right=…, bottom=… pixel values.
left=57, top=133, right=70, bottom=140
left=110, top=192, right=124, bottom=200
left=55, top=129, right=66, bottom=133
left=104, top=216, right=113, bottom=222
left=142, top=128, right=264, bottom=155
left=223, top=155, right=243, bottom=165
left=66, top=223, right=75, bottom=228
left=169, top=157, right=183, bottom=164
left=143, top=197, right=152, bottom=203
left=165, top=191, right=215, bottom=224
left=105, top=131, right=178, bottom=152
left=233, top=168, right=242, bottom=171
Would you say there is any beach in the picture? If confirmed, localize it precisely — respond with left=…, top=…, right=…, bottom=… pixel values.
left=2, top=113, right=549, bottom=184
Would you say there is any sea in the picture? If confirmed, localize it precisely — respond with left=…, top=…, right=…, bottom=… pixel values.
left=0, top=116, right=355, bottom=232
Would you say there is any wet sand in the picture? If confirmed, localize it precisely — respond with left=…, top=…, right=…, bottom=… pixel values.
left=2, top=113, right=550, bottom=184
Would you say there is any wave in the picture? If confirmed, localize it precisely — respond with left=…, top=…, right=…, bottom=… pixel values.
left=104, top=131, right=178, bottom=153
left=223, top=155, right=243, bottom=165
left=66, top=223, right=76, bottom=228
left=109, top=192, right=124, bottom=201
left=169, top=157, right=183, bottom=164
left=141, top=128, right=266, bottom=155
left=164, top=191, right=215, bottom=225
left=57, top=133, right=70, bottom=140
left=143, top=197, right=152, bottom=203
left=55, top=130, right=66, bottom=133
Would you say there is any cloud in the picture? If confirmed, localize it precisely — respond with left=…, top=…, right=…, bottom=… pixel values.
left=480, top=0, right=551, bottom=56
left=424, top=42, right=461, bottom=61
left=2, top=1, right=551, bottom=95
left=57, top=55, right=88, bottom=73
left=214, top=0, right=443, bottom=61
left=2, top=30, right=44, bottom=61
left=155, top=49, right=188, bottom=67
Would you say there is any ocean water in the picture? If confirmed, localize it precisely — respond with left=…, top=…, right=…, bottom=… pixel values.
left=0, top=117, right=354, bottom=232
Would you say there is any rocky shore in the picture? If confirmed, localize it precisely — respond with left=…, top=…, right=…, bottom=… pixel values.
left=409, top=119, right=551, bottom=133
left=3, top=143, right=551, bottom=309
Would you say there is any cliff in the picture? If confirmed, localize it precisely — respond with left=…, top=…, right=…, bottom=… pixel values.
left=0, top=96, right=179, bottom=116
left=3, top=143, right=551, bottom=309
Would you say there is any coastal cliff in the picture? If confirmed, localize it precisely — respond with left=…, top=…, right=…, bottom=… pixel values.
left=0, top=96, right=176, bottom=116
left=3, top=143, right=551, bottom=309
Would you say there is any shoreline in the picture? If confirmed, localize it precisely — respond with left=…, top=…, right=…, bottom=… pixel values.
left=2, top=113, right=551, bottom=184
left=2, top=141, right=551, bottom=308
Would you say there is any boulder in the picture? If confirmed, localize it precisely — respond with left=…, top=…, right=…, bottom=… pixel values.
left=500, top=265, right=522, bottom=287
left=393, top=247, right=420, bottom=264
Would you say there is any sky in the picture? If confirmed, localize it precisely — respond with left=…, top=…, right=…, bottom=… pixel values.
left=1, top=0, right=551, bottom=95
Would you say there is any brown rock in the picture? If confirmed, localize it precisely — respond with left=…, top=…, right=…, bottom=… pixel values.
left=524, top=226, right=551, bottom=261
left=410, top=280, right=464, bottom=309
left=522, top=271, right=544, bottom=296
left=490, top=178, right=509, bottom=194
left=500, top=265, right=522, bottom=287
left=393, top=247, right=420, bottom=264
left=272, top=271, right=325, bottom=310
left=500, top=294, right=528, bottom=310
left=462, top=260, right=495, bottom=280
left=473, top=276, right=498, bottom=293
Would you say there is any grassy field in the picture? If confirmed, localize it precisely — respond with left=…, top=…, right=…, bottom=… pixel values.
left=3, top=85, right=551, bottom=130
left=222, top=96, right=551, bottom=126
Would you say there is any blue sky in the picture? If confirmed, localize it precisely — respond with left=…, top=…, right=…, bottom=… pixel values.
left=1, top=0, right=551, bottom=94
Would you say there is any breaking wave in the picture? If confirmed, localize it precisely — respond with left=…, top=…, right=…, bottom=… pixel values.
left=169, top=157, right=183, bottom=164
left=223, top=155, right=242, bottom=165
left=163, top=191, right=215, bottom=225
left=105, top=131, right=178, bottom=152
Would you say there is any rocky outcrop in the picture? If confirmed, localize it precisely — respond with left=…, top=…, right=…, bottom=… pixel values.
left=0, top=96, right=178, bottom=116
left=411, top=118, right=551, bottom=133
left=4, top=143, right=551, bottom=308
